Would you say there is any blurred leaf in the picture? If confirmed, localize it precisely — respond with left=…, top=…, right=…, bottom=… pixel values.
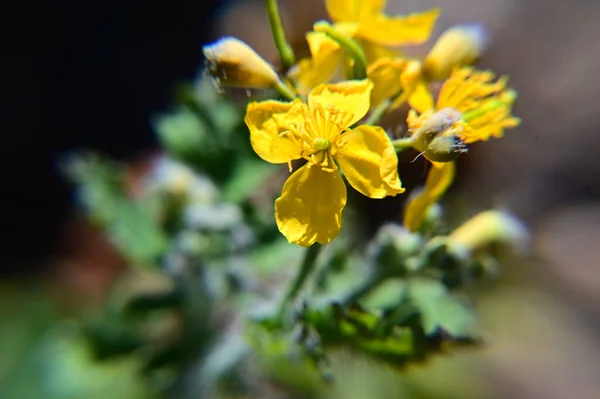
left=221, top=158, right=278, bottom=203
left=361, top=279, right=406, bottom=309
left=250, top=238, right=304, bottom=275
left=65, top=155, right=168, bottom=265
left=0, top=286, right=153, bottom=399
left=32, top=327, right=151, bottom=399
left=154, top=107, right=210, bottom=165
left=408, top=279, right=477, bottom=337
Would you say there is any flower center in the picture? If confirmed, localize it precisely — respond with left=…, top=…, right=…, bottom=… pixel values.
left=313, top=137, right=330, bottom=151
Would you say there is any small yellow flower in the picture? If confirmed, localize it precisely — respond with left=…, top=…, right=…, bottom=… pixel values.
left=287, top=31, right=344, bottom=97
left=202, top=37, right=280, bottom=89
left=325, top=0, right=440, bottom=51
left=367, top=25, right=486, bottom=114
left=407, top=67, right=520, bottom=162
left=245, top=80, right=404, bottom=246
left=367, top=58, right=433, bottom=112
left=289, top=0, right=439, bottom=95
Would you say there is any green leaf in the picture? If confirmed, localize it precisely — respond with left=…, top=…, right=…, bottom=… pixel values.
left=221, top=158, right=279, bottom=203
left=65, top=155, right=168, bottom=265
left=408, top=279, right=477, bottom=337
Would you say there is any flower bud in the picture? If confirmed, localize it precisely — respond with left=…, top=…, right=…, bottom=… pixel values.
left=422, top=24, right=487, bottom=81
left=202, top=37, right=280, bottom=89
left=449, top=210, right=529, bottom=254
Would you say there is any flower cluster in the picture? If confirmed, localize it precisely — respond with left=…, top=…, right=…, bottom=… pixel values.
left=202, top=0, right=520, bottom=245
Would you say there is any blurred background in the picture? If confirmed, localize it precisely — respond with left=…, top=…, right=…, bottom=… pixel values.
left=2, top=0, right=600, bottom=398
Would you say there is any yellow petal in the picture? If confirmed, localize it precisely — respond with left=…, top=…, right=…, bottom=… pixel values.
left=275, top=165, right=347, bottom=246
left=308, top=80, right=373, bottom=126
left=335, top=125, right=404, bottom=198
left=407, top=80, right=435, bottom=113
left=460, top=89, right=520, bottom=143
left=307, top=31, right=341, bottom=62
left=245, top=100, right=304, bottom=164
left=288, top=54, right=343, bottom=97
left=404, top=162, right=455, bottom=232
left=367, top=57, right=406, bottom=107
left=360, top=39, right=401, bottom=64
left=326, top=0, right=385, bottom=23
left=331, top=22, right=360, bottom=38
left=395, top=60, right=434, bottom=112
left=287, top=32, right=344, bottom=96
left=357, top=8, right=441, bottom=46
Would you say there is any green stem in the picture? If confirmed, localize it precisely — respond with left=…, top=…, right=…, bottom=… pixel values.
left=392, top=137, right=414, bottom=152
left=274, top=79, right=297, bottom=101
left=265, top=0, right=295, bottom=70
left=365, top=90, right=407, bottom=125
left=276, top=243, right=322, bottom=320
left=341, top=272, right=386, bottom=306
left=365, top=98, right=392, bottom=125
left=314, top=21, right=367, bottom=80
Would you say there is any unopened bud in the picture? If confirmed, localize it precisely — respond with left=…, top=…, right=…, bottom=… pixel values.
left=449, top=210, right=529, bottom=254
left=410, top=108, right=468, bottom=162
left=423, top=24, right=487, bottom=81
left=202, top=37, right=280, bottom=89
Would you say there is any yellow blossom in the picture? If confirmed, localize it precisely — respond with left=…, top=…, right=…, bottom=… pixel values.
left=289, top=0, right=439, bottom=95
left=287, top=31, right=344, bottom=97
left=367, top=25, right=487, bottom=114
left=202, top=37, right=280, bottom=89
left=245, top=80, right=404, bottom=246
left=367, top=58, right=433, bottom=111
left=325, top=0, right=440, bottom=50
left=407, top=67, right=520, bottom=163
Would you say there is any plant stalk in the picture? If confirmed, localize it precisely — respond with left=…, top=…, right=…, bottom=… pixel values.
left=265, top=0, right=296, bottom=71
left=276, top=243, right=322, bottom=320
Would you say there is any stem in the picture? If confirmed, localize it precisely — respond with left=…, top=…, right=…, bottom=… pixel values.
left=274, top=79, right=297, bottom=101
left=265, top=0, right=295, bottom=70
left=314, top=21, right=367, bottom=80
left=365, top=98, right=392, bottom=125
left=276, top=243, right=322, bottom=320
left=365, top=90, right=407, bottom=125
left=392, top=137, right=414, bottom=152
left=341, top=272, right=386, bottom=306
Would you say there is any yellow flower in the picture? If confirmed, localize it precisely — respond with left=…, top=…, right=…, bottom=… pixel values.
left=407, top=67, right=520, bottom=162
left=289, top=0, right=439, bottom=95
left=367, top=25, right=487, bottom=114
left=287, top=31, right=344, bottom=97
left=325, top=0, right=440, bottom=50
left=245, top=80, right=404, bottom=246
left=202, top=37, right=280, bottom=89
left=367, top=58, right=433, bottom=112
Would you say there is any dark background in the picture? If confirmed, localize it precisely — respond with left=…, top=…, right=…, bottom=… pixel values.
left=1, top=0, right=226, bottom=273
